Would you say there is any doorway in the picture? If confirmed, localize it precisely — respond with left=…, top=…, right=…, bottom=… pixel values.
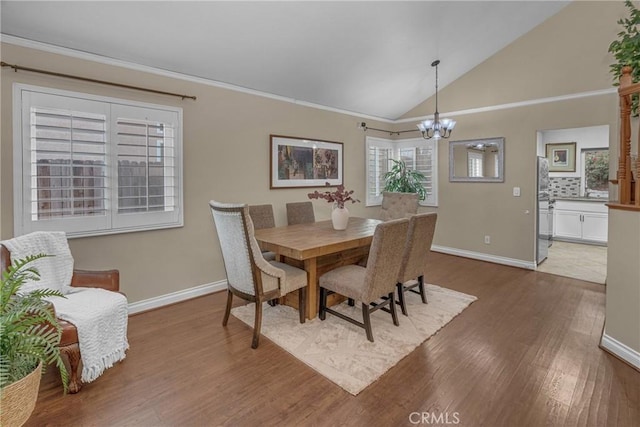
left=535, top=125, right=609, bottom=284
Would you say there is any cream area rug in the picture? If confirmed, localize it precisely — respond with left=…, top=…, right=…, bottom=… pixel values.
left=231, top=284, right=477, bottom=395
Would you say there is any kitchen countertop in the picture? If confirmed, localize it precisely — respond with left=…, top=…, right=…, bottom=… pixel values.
left=553, top=197, right=608, bottom=203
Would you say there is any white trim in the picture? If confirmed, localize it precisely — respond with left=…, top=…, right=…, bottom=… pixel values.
left=127, top=280, right=227, bottom=315
left=431, top=245, right=536, bottom=270
left=0, top=34, right=394, bottom=124
left=397, top=88, right=617, bottom=123
left=601, top=330, right=640, bottom=370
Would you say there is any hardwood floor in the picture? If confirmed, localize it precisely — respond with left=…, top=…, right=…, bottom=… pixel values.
left=28, top=253, right=639, bottom=426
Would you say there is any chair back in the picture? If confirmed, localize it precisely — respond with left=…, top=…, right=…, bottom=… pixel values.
left=380, top=192, right=419, bottom=221
left=249, top=204, right=276, bottom=229
left=362, top=218, right=409, bottom=303
left=398, top=213, right=437, bottom=283
left=209, top=201, right=261, bottom=297
left=286, top=201, right=315, bottom=225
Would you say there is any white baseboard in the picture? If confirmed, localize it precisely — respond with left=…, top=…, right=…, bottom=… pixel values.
left=128, top=280, right=227, bottom=315
left=600, top=331, right=640, bottom=370
left=431, top=245, right=536, bottom=270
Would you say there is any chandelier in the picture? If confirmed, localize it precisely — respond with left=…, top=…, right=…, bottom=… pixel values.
left=416, top=60, right=456, bottom=140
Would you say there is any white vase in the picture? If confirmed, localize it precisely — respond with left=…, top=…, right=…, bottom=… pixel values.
left=331, top=204, right=349, bottom=230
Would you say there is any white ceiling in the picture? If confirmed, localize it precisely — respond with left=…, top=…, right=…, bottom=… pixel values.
left=0, top=1, right=569, bottom=120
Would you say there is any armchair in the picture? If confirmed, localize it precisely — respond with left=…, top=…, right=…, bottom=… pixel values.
left=0, top=245, right=120, bottom=393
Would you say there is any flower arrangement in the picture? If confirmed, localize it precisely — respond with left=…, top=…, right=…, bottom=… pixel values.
left=308, top=182, right=360, bottom=209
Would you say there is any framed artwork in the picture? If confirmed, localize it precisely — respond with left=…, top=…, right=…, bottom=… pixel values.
left=546, top=142, right=576, bottom=172
left=270, top=135, right=343, bottom=188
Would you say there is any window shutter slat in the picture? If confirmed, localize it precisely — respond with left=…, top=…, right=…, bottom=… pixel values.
left=30, top=107, right=107, bottom=221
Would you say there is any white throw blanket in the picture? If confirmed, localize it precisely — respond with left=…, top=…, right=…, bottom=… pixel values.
left=1, top=231, right=73, bottom=294
left=52, top=287, right=129, bottom=383
left=1, top=231, right=129, bottom=383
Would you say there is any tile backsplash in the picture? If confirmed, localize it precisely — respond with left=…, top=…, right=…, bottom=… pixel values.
left=550, top=177, right=581, bottom=198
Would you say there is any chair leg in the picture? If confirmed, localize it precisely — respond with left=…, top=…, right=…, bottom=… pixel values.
left=418, top=275, right=428, bottom=304
left=298, top=287, right=306, bottom=323
left=60, top=343, right=82, bottom=393
left=319, top=287, right=327, bottom=320
left=388, top=292, right=399, bottom=326
left=348, top=298, right=355, bottom=306
left=362, top=303, right=374, bottom=342
left=251, top=300, right=263, bottom=349
left=222, top=290, right=233, bottom=326
left=396, top=282, right=408, bottom=316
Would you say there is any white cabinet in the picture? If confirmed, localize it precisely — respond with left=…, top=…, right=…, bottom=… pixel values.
left=553, top=200, right=608, bottom=244
left=582, top=213, right=608, bottom=242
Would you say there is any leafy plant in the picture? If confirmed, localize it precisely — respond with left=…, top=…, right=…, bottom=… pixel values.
left=383, top=159, right=427, bottom=201
left=308, top=182, right=360, bottom=209
left=608, top=0, right=640, bottom=114
left=0, top=254, right=68, bottom=393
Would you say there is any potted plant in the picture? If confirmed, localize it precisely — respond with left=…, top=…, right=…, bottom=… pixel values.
left=1, top=254, right=68, bottom=427
left=383, top=159, right=427, bottom=200
left=608, top=0, right=640, bottom=114
left=308, top=182, right=360, bottom=230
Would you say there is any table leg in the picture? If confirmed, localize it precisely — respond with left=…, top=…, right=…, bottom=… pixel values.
left=304, top=257, right=317, bottom=319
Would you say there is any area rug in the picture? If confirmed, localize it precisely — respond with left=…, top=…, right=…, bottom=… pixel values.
left=231, top=284, right=477, bottom=395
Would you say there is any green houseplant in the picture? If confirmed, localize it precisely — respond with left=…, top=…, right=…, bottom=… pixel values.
left=608, top=0, right=640, bottom=114
left=383, top=159, right=427, bottom=201
left=1, top=254, right=68, bottom=426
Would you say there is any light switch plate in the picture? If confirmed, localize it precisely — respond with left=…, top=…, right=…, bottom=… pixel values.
left=513, top=187, right=521, bottom=197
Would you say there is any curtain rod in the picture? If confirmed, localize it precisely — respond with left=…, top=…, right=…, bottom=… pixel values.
left=358, top=122, right=418, bottom=136
left=1, top=61, right=197, bottom=101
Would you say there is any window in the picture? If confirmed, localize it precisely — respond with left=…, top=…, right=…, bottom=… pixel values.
left=365, top=136, right=438, bottom=206
left=583, top=148, right=609, bottom=199
left=467, top=151, right=483, bottom=178
left=13, top=84, right=183, bottom=237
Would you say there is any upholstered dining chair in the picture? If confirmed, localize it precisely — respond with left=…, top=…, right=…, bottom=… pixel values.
left=396, top=212, right=438, bottom=316
left=318, top=218, right=409, bottom=342
left=0, top=243, right=121, bottom=394
left=209, top=200, right=307, bottom=348
left=248, top=204, right=277, bottom=261
left=380, top=191, right=419, bottom=221
left=286, top=201, right=315, bottom=225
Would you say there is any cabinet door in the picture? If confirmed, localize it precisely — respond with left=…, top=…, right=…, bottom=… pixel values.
left=555, top=210, right=582, bottom=239
left=582, top=213, right=608, bottom=243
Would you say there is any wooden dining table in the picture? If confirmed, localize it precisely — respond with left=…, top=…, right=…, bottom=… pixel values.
left=254, top=217, right=382, bottom=319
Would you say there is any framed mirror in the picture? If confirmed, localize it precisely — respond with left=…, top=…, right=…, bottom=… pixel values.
left=449, top=137, right=505, bottom=182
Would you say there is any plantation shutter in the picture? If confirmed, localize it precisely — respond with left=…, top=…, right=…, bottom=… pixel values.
left=15, top=85, right=183, bottom=237
left=468, top=151, right=483, bottom=178
left=111, top=104, right=181, bottom=230
left=365, top=138, right=393, bottom=206
left=20, top=91, right=110, bottom=234
left=399, top=142, right=437, bottom=206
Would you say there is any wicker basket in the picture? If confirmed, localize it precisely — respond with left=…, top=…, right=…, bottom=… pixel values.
left=0, top=362, right=42, bottom=427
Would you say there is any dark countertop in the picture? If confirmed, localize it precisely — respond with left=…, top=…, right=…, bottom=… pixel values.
left=553, top=197, right=608, bottom=203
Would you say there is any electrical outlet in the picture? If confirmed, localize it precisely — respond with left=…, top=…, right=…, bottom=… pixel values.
left=484, top=235, right=491, bottom=244
left=513, top=187, right=521, bottom=197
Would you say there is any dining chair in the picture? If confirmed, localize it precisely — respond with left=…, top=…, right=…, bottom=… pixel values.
left=318, top=218, right=409, bottom=342
left=396, top=212, right=438, bottom=316
left=380, top=191, right=419, bottom=221
left=286, top=201, right=315, bottom=225
left=248, top=204, right=277, bottom=261
left=209, top=200, right=307, bottom=348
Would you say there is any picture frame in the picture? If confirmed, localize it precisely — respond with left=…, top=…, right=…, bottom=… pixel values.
left=270, top=135, right=343, bottom=188
left=545, top=142, right=576, bottom=172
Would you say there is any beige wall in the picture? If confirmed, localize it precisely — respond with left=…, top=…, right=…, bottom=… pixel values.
left=0, top=43, right=389, bottom=302
left=390, top=1, right=624, bottom=262
left=606, top=210, right=640, bottom=354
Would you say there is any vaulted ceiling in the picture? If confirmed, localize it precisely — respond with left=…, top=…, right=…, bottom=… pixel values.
left=0, top=1, right=569, bottom=120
